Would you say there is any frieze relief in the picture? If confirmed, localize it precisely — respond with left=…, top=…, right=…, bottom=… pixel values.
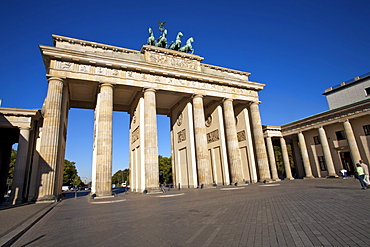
left=131, top=126, right=140, bottom=144
left=148, top=52, right=199, bottom=70
left=207, top=129, right=219, bottom=144
left=52, top=61, right=258, bottom=99
left=237, top=130, right=246, bottom=142
left=177, top=129, right=186, bottom=143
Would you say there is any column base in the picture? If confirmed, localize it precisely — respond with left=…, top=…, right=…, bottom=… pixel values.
left=303, top=176, right=315, bottom=179
left=143, top=187, right=162, bottom=194
left=94, top=191, right=113, bottom=197
left=37, top=194, right=58, bottom=202
left=259, top=178, right=273, bottom=183
left=327, top=174, right=339, bottom=178
left=285, top=177, right=295, bottom=180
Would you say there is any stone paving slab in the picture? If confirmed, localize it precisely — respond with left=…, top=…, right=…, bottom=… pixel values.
left=0, top=201, right=56, bottom=246
left=10, top=178, right=370, bottom=246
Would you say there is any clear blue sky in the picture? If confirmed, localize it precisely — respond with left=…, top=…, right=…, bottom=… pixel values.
left=1, top=0, right=370, bottom=181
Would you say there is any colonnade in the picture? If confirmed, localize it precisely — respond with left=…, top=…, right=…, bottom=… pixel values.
left=34, top=76, right=272, bottom=197
left=264, top=118, right=364, bottom=179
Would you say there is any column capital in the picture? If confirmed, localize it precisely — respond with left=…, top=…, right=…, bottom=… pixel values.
left=47, top=76, right=64, bottom=83
left=192, top=94, right=203, bottom=99
left=143, top=88, right=156, bottom=93
left=249, top=101, right=261, bottom=106
left=223, top=98, right=233, bottom=103
left=99, top=82, right=114, bottom=88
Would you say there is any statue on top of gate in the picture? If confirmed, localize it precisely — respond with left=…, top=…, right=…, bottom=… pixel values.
left=147, top=21, right=194, bottom=54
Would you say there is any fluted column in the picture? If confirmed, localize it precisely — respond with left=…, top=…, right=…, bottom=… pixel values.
left=280, top=137, right=294, bottom=180
left=298, top=132, right=314, bottom=178
left=318, top=126, right=337, bottom=177
left=144, top=88, right=159, bottom=191
left=11, top=127, right=31, bottom=204
left=94, top=83, right=114, bottom=197
left=223, top=99, right=243, bottom=183
left=192, top=95, right=212, bottom=186
left=249, top=102, right=271, bottom=181
left=266, top=136, right=279, bottom=180
left=38, top=77, right=64, bottom=200
left=343, top=120, right=361, bottom=164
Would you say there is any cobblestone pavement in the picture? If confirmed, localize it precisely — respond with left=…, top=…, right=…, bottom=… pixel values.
left=11, top=178, right=370, bottom=246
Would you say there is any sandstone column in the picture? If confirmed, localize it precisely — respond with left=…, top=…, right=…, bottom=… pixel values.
left=249, top=102, right=271, bottom=181
left=192, top=95, right=212, bottom=187
left=343, top=120, right=361, bottom=164
left=38, top=77, right=64, bottom=200
left=265, top=136, right=279, bottom=180
left=318, top=126, right=337, bottom=177
left=223, top=99, right=243, bottom=183
left=94, top=83, right=114, bottom=197
left=144, top=88, right=159, bottom=191
left=280, top=137, right=294, bottom=180
left=298, top=132, right=314, bottom=178
left=11, top=127, right=31, bottom=204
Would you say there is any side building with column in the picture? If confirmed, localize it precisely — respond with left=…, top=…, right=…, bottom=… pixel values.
left=264, top=73, right=370, bottom=179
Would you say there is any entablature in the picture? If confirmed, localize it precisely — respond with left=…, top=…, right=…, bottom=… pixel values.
left=281, top=98, right=370, bottom=136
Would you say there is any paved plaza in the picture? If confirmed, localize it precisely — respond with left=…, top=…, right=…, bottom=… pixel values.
left=3, top=178, right=370, bottom=246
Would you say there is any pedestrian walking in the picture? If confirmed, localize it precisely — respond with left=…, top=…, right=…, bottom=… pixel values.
left=360, top=160, right=370, bottom=187
left=356, top=163, right=367, bottom=190
left=340, top=169, right=348, bottom=179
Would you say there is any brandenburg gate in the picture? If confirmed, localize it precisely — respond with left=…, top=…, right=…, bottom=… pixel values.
left=7, top=31, right=272, bottom=201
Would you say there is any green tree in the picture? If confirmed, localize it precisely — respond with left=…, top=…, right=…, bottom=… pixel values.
left=7, top=149, right=17, bottom=183
left=63, top=159, right=82, bottom=186
left=274, top=144, right=295, bottom=177
left=112, top=169, right=129, bottom=186
left=159, top=155, right=172, bottom=183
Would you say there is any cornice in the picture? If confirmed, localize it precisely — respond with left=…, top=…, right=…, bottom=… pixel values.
left=40, top=43, right=264, bottom=91
left=281, top=98, right=370, bottom=136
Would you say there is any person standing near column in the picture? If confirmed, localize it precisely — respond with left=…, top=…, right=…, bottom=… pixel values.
left=359, top=160, right=370, bottom=187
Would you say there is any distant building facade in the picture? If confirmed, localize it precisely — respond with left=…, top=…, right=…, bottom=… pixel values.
left=264, top=73, right=370, bottom=179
